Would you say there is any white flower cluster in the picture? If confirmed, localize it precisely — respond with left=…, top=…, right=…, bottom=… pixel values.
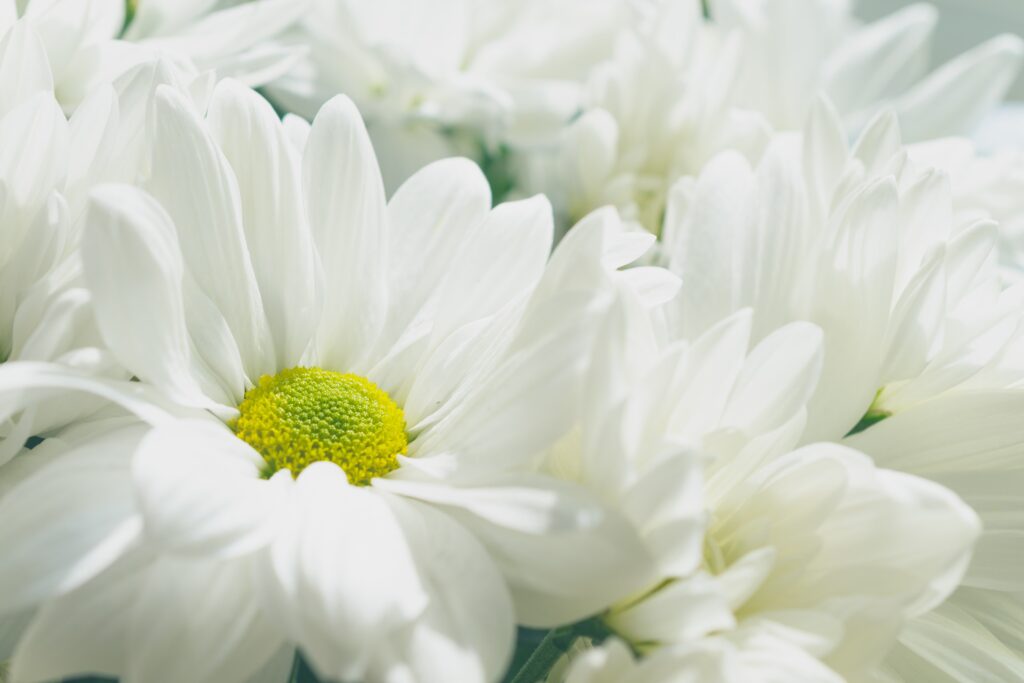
left=0, top=1, right=1023, bottom=682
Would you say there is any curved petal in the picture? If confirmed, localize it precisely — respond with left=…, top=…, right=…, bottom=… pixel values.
left=894, top=34, right=1024, bottom=141
left=82, top=184, right=236, bottom=410
left=366, top=496, right=515, bottom=683
left=256, top=463, right=428, bottom=682
left=0, top=423, right=145, bottom=614
left=377, top=474, right=655, bottom=627
left=133, top=420, right=288, bottom=558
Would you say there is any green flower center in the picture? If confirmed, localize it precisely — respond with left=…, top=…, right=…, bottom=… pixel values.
left=232, top=367, right=407, bottom=484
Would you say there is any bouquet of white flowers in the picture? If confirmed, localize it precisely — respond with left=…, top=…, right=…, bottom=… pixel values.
left=0, top=1, right=1022, bottom=682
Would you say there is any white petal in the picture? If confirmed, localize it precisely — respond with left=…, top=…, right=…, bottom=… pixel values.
left=665, top=152, right=754, bottom=338
left=850, top=111, right=902, bottom=176
left=803, top=177, right=899, bottom=441
left=303, top=94, right=388, bottom=372
left=0, top=21, right=52, bottom=118
left=127, top=557, right=286, bottom=683
left=257, top=463, right=427, bottom=682
left=880, top=246, right=946, bottom=383
left=410, top=289, right=597, bottom=470
left=822, top=4, right=935, bottom=116
left=845, top=389, right=1024, bottom=475
left=0, top=93, right=67, bottom=213
left=894, top=34, right=1024, bottom=141
left=82, top=184, right=236, bottom=411
left=11, top=557, right=144, bottom=682
left=0, top=362, right=180, bottom=440
left=0, top=424, right=144, bottom=614
left=618, top=267, right=681, bottom=308
left=740, top=444, right=980, bottom=619
left=886, top=598, right=1024, bottom=683
left=148, top=84, right=272, bottom=378
left=133, top=420, right=288, bottom=558
left=382, top=157, right=491, bottom=345
left=430, top=195, right=553, bottom=343
left=928, top=470, right=1024, bottom=592
left=608, top=574, right=735, bottom=645
left=671, top=309, right=753, bottom=437
left=366, top=496, right=515, bottom=683
left=381, top=475, right=655, bottom=627
left=721, top=321, right=824, bottom=437
left=208, top=79, right=321, bottom=369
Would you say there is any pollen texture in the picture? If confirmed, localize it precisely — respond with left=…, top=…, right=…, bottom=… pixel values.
left=233, top=367, right=407, bottom=484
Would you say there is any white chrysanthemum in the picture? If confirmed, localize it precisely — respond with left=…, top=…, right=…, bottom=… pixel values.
left=536, top=1, right=770, bottom=234
left=3, top=0, right=304, bottom=112
left=0, top=81, right=658, bottom=683
left=529, top=0, right=1023, bottom=239
left=661, top=98, right=1024, bottom=681
left=266, top=0, right=637, bottom=191
left=712, top=0, right=1023, bottom=140
left=545, top=284, right=979, bottom=681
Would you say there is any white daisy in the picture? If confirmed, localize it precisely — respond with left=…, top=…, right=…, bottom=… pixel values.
left=5, top=0, right=305, bottom=112
left=661, top=97, right=1024, bottom=680
left=579, top=286, right=977, bottom=680
left=528, top=0, right=770, bottom=235
left=266, top=0, right=637, bottom=191
left=0, top=81, right=656, bottom=682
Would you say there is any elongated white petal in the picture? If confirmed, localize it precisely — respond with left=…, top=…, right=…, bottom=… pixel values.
left=304, top=94, right=388, bottom=372
left=822, top=4, right=935, bottom=115
left=430, top=195, right=553, bottom=343
left=383, top=157, right=491, bottom=343
left=383, top=475, right=655, bottom=627
left=0, top=21, right=52, bottom=118
left=149, top=84, right=272, bottom=378
left=257, top=463, right=427, bottom=682
left=208, top=78, right=321, bottom=369
left=82, top=184, right=237, bottom=410
left=844, top=389, right=1024, bottom=475
left=894, top=35, right=1024, bottom=141
left=722, top=321, right=824, bottom=436
left=885, top=598, right=1024, bottom=683
left=0, top=93, right=67, bottom=214
left=367, top=496, right=515, bottom=683
left=665, top=152, right=754, bottom=338
left=607, top=574, right=735, bottom=645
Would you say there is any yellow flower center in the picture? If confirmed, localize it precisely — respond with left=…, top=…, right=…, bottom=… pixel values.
left=232, top=367, right=407, bottom=484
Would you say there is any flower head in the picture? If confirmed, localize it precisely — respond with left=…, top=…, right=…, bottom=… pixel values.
left=0, top=80, right=656, bottom=683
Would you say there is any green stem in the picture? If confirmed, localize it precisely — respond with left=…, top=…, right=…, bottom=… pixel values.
left=506, top=618, right=613, bottom=683
left=506, top=628, right=574, bottom=683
